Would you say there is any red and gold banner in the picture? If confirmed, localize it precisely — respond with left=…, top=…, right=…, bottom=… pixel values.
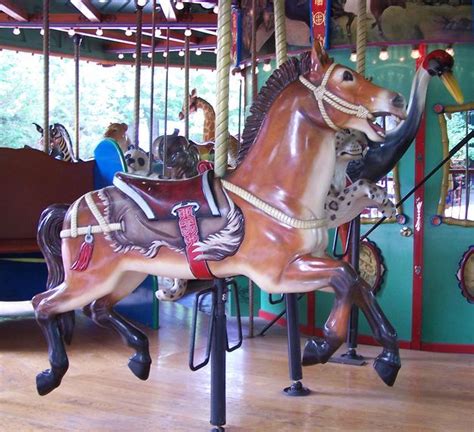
left=311, top=0, right=327, bottom=48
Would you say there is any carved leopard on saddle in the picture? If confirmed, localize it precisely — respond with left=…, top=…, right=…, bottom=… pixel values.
left=325, top=129, right=395, bottom=228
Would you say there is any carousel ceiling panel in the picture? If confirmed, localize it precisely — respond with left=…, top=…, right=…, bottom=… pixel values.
left=0, top=0, right=220, bottom=68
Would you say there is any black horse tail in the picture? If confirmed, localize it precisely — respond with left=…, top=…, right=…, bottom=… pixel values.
left=37, top=204, right=75, bottom=344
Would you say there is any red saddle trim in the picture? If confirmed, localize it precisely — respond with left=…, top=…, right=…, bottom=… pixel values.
left=174, top=204, right=214, bottom=280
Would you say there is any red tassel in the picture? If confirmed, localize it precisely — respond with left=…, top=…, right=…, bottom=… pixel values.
left=71, top=238, right=94, bottom=271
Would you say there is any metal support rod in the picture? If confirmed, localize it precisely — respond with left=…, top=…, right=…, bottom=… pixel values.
left=210, top=279, right=227, bottom=428
left=148, top=0, right=157, bottom=175
left=73, top=35, right=82, bottom=160
left=285, top=294, right=302, bottom=382
left=362, top=129, right=474, bottom=240
left=184, top=35, right=190, bottom=140
left=250, top=0, right=257, bottom=102
left=346, top=217, right=361, bottom=354
left=162, top=29, right=171, bottom=178
left=248, top=278, right=254, bottom=338
left=43, top=0, right=50, bottom=153
left=133, top=4, right=144, bottom=149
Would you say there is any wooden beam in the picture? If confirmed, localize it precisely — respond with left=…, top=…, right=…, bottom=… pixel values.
left=0, top=12, right=217, bottom=29
left=158, top=0, right=177, bottom=22
left=0, top=1, right=28, bottom=22
left=69, top=0, right=101, bottom=23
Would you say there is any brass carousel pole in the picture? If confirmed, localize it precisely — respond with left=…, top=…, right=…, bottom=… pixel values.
left=42, top=0, right=50, bottom=153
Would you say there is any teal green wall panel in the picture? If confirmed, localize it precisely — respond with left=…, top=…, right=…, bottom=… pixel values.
left=421, top=43, right=474, bottom=345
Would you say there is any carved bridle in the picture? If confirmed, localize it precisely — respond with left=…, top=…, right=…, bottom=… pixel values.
left=299, top=63, right=372, bottom=131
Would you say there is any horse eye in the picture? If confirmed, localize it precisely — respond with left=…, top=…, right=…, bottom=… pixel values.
left=138, top=158, right=145, bottom=166
left=343, top=71, right=354, bottom=82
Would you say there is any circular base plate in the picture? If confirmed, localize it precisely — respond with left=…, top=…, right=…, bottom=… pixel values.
left=283, top=381, right=311, bottom=397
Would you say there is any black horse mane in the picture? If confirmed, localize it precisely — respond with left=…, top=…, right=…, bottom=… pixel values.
left=237, top=52, right=312, bottom=165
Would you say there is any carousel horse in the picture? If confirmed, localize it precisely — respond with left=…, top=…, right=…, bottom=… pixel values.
left=178, top=88, right=240, bottom=168
left=34, top=123, right=77, bottom=162
left=32, top=42, right=407, bottom=396
left=347, top=49, right=463, bottom=184
left=103, top=122, right=131, bottom=154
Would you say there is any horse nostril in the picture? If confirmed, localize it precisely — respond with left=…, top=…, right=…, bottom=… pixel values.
left=392, top=94, right=405, bottom=109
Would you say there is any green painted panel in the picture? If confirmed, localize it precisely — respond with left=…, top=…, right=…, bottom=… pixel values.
left=421, top=43, right=474, bottom=345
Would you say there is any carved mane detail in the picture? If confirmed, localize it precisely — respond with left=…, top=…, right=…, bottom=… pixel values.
left=237, top=52, right=312, bottom=165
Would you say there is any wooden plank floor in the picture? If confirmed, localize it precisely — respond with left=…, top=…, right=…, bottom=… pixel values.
left=1, top=302, right=473, bottom=432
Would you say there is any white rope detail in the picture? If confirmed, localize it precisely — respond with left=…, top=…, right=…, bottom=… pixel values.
left=60, top=223, right=123, bottom=239
left=70, top=198, right=81, bottom=238
left=221, top=180, right=327, bottom=230
left=299, top=63, right=371, bottom=131
left=84, top=192, right=111, bottom=234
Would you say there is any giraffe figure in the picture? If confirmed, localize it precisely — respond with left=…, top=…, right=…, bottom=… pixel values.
left=179, top=88, right=240, bottom=168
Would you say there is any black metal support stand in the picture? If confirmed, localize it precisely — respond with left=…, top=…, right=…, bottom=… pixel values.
left=283, top=293, right=310, bottom=396
left=330, top=217, right=367, bottom=366
left=189, top=279, right=243, bottom=432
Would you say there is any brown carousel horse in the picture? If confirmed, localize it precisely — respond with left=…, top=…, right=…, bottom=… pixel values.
left=32, top=43, right=406, bottom=396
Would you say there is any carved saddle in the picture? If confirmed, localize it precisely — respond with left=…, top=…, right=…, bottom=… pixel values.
left=105, top=170, right=244, bottom=279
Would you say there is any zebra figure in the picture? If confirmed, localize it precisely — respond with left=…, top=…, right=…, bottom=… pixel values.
left=34, top=122, right=77, bottom=162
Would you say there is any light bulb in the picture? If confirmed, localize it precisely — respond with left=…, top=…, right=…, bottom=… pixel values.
left=132, top=53, right=137, bottom=59
left=184, top=28, right=192, bottom=37
left=400, top=56, right=405, bottom=62
left=96, top=28, right=104, bottom=36
left=40, top=28, right=44, bottom=36
left=213, top=5, right=218, bottom=13
left=125, top=28, right=133, bottom=36
left=446, top=45, right=454, bottom=56
left=410, top=47, right=420, bottom=59
left=13, top=27, right=21, bottom=36
left=155, top=28, right=162, bottom=37
left=379, top=48, right=389, bottom=61
left=255, top=66, right=259, bottom=74
left=175, top=1, right=184, bottom=10
left=195, top=49, right=202, bottom=56
left=213, top=47, right=218, bottom=54
left=147, top=52, right=152, bottom=58
left=178, top=50, right=185, bottom=57
left=118, top=53, right=125, bottom=59
left=163, top=51, right=168, bottom=58
left=137, top=0, right=148, bottom=6
left=350, top=51, right=356, bottom=62
left=263, top=61, right=271, bottom=72
left=68, top=28, right=76, bottom=36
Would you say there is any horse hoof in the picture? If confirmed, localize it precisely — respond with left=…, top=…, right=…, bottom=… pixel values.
left=302, top=338, right=329, bottom=366
left=36, top=370, right=61, bottom=396
left=128, top=356, right=151, bottom=381
left=373, top=351, right=401, bottom=387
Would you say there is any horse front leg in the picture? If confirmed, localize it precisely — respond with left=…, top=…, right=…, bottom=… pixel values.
left=281, top=256, right=358, bottom=364
left=281, top=255, right=400, bottom=385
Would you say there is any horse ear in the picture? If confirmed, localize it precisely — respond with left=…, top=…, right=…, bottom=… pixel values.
left=127, top=144, right=134, bottom=150
left=191, top=88, right=197, bottom=97
left=311, top=39, right=331, bottom=71
left=33, top=123, right=43, bottom=134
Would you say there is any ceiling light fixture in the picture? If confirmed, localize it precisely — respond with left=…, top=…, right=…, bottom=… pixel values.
left=379, top=47, right=389, bottom=61
left=350, top=50, right=356, bottom=62
left=446, top=44, right=454, bottom=57
left=175, top=1, right=184, bottom=10
left=125, top=28, right=133, bottom=36
left=68, top=28, right=76, bottom=36
left=178, top=50, right=185, bottom=57
left=184, top=28, right=192, bottom=37
left=410, top=46, right=420, bottom=59
left=263, top=60, right=271, bottom=72
left=195, top=48, right=202, bottom=56
left=163, top=51, right=168, bottom=58
left=147, top=52, right=153, bottom=59
left=118, top=53, right=124, bottom=59
left=213, top=5, right=218, bottom=14
left=13, top=27, right=21, bottom=36
left=96, top=28, right=104, bottom=36
left=155, top=28, right=162, bottom=37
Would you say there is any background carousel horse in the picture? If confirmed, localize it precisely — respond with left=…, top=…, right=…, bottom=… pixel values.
left=32, top=43, right=407, bottom=396
left=34, top=122, right=77, bottom=162
left=178, top=88, right=240, bottom=168
left=103, top=122, right=131, bottom=154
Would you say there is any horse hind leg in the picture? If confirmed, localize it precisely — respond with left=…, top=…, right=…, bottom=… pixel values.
left=353, top=285, right=400, bottom=386
left=83, top=295, right=152, bottom=381
left=32, top=286, right=71, bottom=396
left=302, top=261, right=355, bottom=366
